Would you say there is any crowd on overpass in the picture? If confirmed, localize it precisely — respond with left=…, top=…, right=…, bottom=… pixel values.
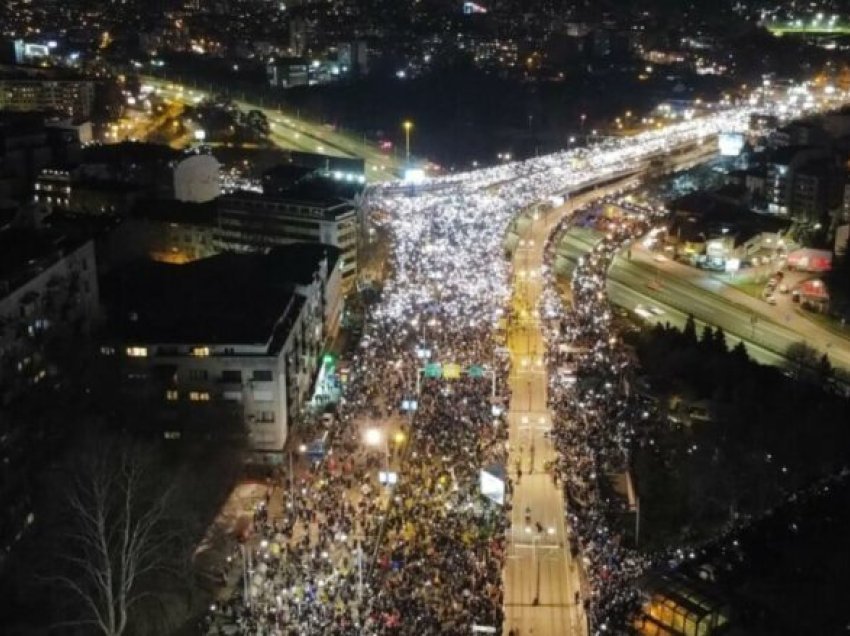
left=398, top=104, right=747, bottom=193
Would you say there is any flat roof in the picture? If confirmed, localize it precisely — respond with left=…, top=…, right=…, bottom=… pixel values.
left=80, top=141, right=183, bottom=165
left=670, top=191, right=790, bottom=244
left=102, top=245, right=336, bottom=349
left=130, top=198, right=219, bottom=225
left=220, top=190, right=353, bottom=211
left=265, top=243, right=341, bottom=285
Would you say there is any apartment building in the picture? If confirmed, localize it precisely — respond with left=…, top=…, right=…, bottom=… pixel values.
left=101, top=244, right=342, bottom=459
left=217, top=191, right=358, bottom=287
left=0, top=227, right=99, bottom=551
left=765, top=146, right=843, bottom=224
left=0, top=228, right=99, bottom=404
left=0, top=75, right=95, bottom=120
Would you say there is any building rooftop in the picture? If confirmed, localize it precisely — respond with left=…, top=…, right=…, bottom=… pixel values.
left=0, top=227, right=88, bottom=298
left=80, top=141, right=183, bottom=166
left=263, top=163, right=317, bottom=188
left=129, top=198, right=219, bottom=226
left=221, top=189, right=351, bottom=210
left=669, top=191, right=791, bottom=244
left=768, top=144, right=820, bottom=166
left=0, top=64, right=88, bottom=82
left=265, top=242, right=341, bottom=286
left=219, top=191, right=357, bottom=223
left=103, top=244, right=337, bottom=349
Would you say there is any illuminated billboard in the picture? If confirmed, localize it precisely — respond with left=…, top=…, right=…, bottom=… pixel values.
left=479, top=463, right=505, bottom=505
left=403, top=168, right=426, bottom=184
left=718, top=132, right=745, bottom=157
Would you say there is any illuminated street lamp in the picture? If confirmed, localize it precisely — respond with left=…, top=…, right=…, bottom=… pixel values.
left=365, top=427, right=389, bottom=470
left=403, top=120, right=413, bottom=164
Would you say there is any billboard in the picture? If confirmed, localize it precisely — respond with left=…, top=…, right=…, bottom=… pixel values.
left=403, top=168, right=426, bottom=184
left=479, top=463, right=506, bottom=505
left=718, top=132, right=745, bottom=156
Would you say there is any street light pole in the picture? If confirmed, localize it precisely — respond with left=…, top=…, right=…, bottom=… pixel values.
left=289, top=444, right=307, bottom=509
left=403, top=120, right=413, bottom=165
left=384, top=435, right=390, bottom=471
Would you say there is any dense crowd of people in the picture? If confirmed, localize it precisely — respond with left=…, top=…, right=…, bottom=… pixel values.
left=202, top=101, right=758, bottom=635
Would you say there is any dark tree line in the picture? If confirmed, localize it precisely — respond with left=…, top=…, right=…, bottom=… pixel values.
left=628, top=316, right=850, bottom=546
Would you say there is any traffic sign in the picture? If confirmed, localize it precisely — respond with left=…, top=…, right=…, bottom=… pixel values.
left=424, top=362, right=442, bottom=378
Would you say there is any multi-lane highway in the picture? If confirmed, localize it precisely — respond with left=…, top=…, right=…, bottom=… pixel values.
left=141, top=76, right=405, bottom=180
left=554, top=226, right=850, bottom=370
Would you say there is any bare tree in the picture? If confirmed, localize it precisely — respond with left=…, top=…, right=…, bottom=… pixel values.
left=51, top=442, right=174, bottom=636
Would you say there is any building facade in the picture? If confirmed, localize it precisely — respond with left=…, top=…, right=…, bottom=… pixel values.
left=217, top=192, right=358, bottom=286
left=765, top=146, right=843, bottom=223
left=102, top=246, right=342, bottom=458
left=0, top=229, right=99, bottom=551
left=0, top=78, right=95, bottom=120
left=0, top=230, right=99, bottom=405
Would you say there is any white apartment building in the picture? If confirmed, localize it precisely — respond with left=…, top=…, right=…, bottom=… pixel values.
left=103, top=244, right=342, bottom=458
left=217, top=192, right=359, bottom=288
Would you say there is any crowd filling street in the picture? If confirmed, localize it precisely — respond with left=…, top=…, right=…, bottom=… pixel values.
left=541, top=202, right=663, bottom=632
left=201, top=83, right=837, bottom=635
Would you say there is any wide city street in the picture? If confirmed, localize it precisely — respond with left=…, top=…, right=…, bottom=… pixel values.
left=504, top=205, right=584, bottom=636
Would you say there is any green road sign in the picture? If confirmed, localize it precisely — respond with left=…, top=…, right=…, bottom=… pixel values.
left=467, top=364, right=486, bottom=378
left=424, top=362, right=443, bottom=378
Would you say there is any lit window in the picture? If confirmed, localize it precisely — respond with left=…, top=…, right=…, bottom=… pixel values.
left=192, top=346, right=210, bottom=357
left=126, top=346, right=148, bottom=357
left=164, top=431, right=181, bottom=440
left=166, top=390, right=179, bottom=401
left=189, top=391, right=210, bottom=401
left=100, top=346, right=115, bottom=356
